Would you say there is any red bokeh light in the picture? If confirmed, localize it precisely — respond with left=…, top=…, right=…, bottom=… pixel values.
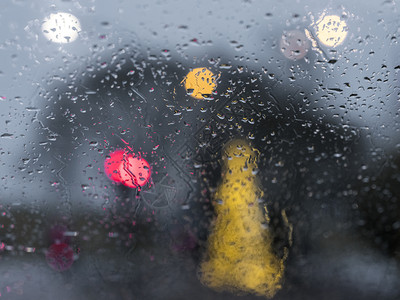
left=104, top=149, right=151, bottom=189
left=45, top=243, right=74, bottom=272
left=104, top=149, right=125, bottom=183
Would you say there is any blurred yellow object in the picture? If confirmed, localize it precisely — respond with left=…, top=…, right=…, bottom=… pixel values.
left=182, top=68, right=217, bottom=99
left=199, top=139, right=288, bottom=298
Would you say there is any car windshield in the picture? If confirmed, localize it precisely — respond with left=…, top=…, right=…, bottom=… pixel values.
left=0, top=1, right=399, bottom=299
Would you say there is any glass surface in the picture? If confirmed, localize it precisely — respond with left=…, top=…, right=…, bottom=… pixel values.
left=1, top=0, right=400, bottom=299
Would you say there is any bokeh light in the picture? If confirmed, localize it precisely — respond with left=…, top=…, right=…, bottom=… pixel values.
left=104, top=149, right=126, bottom=183
left=183, top=68, right=217, bottom=99
left=314, top=14, right=348, bottom=47
left=199, top=139, right=287, bottom=298
left=104, top=149, right=151, bottom=189
left=41, top=12, right=81, bottom=43
left=45, top=243, right=74, bottom=272
left=280, top=30, right=310, bottom=61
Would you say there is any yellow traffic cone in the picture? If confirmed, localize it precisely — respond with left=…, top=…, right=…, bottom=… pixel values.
left=199, top=139, right=289, bottom=298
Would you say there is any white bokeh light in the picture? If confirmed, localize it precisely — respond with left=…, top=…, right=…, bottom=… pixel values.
left=314, top=14, right=348, bottom=47
left=41, top=12, right=81, bottom=44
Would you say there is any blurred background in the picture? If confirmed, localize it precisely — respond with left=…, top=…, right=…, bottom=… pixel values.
left=0, top=0, right=400, bottom=299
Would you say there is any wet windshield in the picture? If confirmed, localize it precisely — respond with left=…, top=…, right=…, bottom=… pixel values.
left=0, top=1, right=399, bottom=299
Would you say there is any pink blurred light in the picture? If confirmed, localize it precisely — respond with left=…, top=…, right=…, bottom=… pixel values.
left=104, top=149, right=151, bottom=189
left=45, top=243, right=74, bottom=272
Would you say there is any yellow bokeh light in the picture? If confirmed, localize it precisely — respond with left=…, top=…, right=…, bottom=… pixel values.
left=199, top=139, right=288, bottom=298
left=42, top=12, right=81, bottom=44
left=315, top=14, right=348, bottom=47
left=183, top=68, right=217, bottom=99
